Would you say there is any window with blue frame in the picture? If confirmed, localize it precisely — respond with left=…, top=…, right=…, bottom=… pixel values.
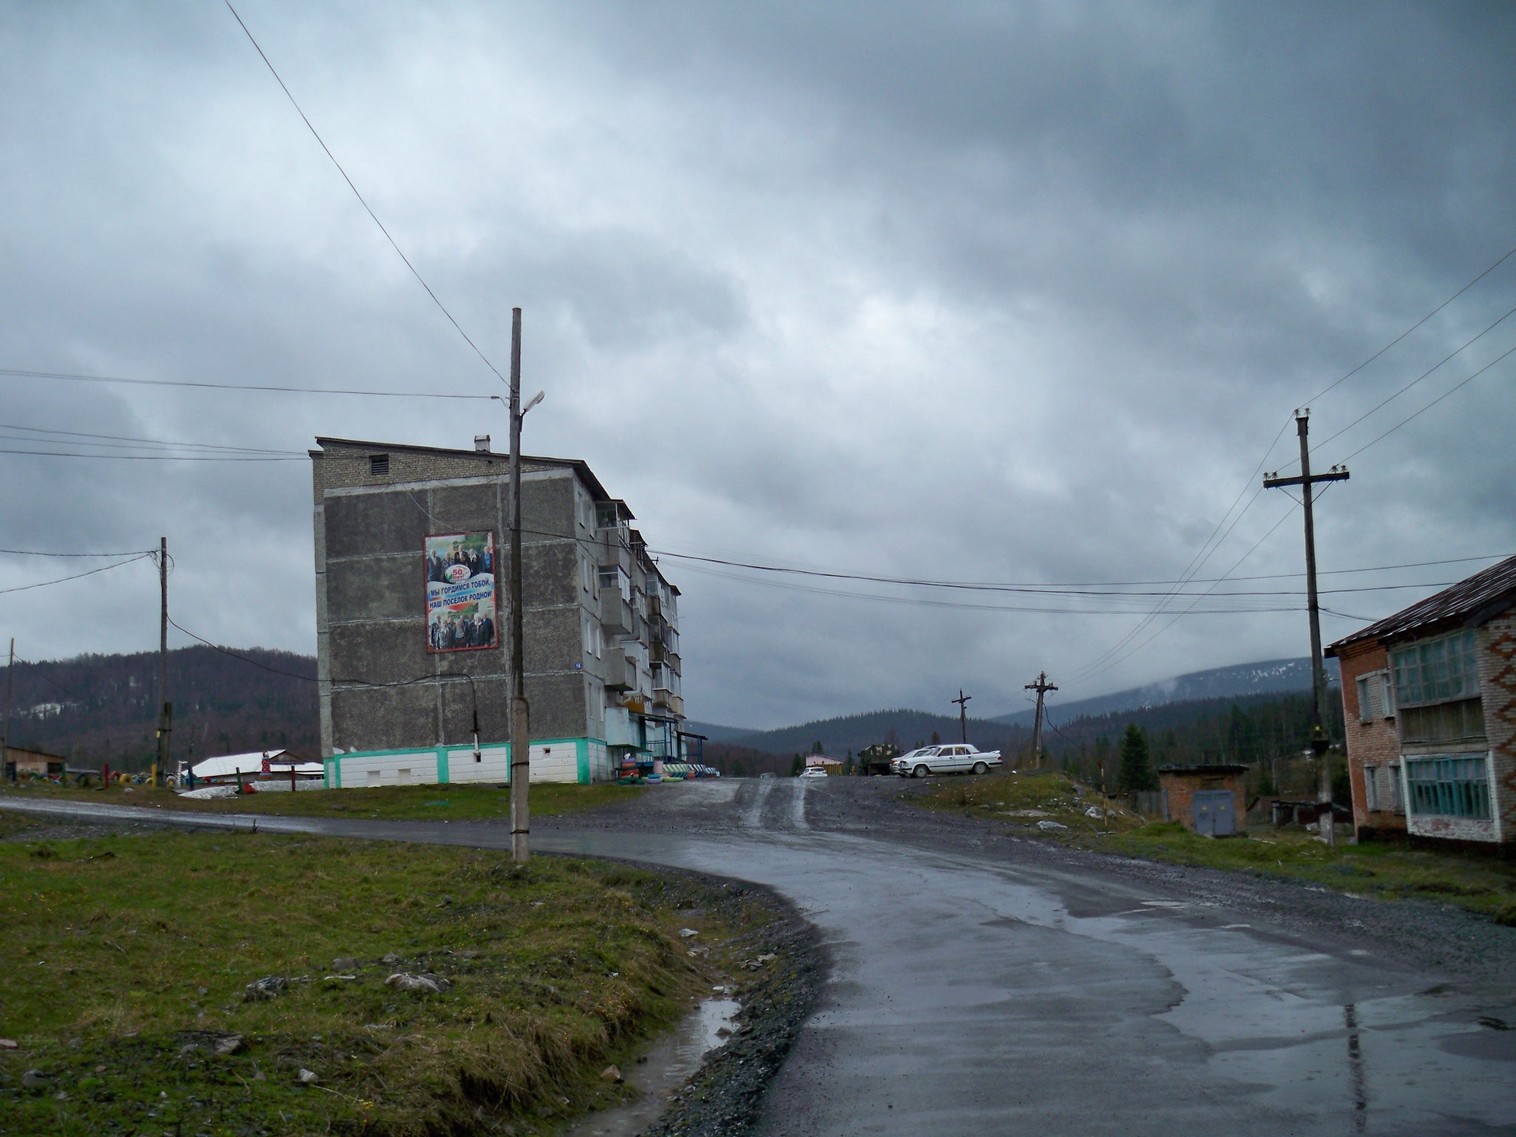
left=1405, top=754, right=1491, bottom=820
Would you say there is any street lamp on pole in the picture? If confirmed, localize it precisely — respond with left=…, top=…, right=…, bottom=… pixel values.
left=507, top=308, right=543, bottom=864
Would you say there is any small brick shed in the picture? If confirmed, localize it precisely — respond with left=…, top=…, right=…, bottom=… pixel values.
left=1158, top=764, right=1248, bottom=836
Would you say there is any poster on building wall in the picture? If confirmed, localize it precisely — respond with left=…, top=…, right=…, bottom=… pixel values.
left=425, top=531, right=498, bottom=653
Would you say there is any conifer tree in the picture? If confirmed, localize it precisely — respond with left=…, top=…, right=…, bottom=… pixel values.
left=1117, top=723, right=1157, bottom=793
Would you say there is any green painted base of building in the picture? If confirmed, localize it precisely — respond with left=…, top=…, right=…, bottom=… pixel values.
left=324, top=737, right=613, bottom=788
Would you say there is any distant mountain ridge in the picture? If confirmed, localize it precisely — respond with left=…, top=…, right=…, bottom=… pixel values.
left=990, top=656, right=1340, bottom=729
left=688, top=656, right=1338, bottom=756
left=1, top=646, right=318, bottom=766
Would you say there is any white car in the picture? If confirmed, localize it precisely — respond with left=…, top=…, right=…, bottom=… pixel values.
left=799, top=766, right=829, bottom=778
left=890, top=744, right=1002, bottom=778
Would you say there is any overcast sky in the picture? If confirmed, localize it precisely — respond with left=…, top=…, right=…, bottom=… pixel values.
left=3, top=1, right=1513, bottom=731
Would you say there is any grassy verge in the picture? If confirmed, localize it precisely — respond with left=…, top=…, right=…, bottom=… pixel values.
left=908, top=771, right=1516, bottom=925
left=0, top=813, right=775, bottom=1136
left=0, top=779, right=636, bottom=822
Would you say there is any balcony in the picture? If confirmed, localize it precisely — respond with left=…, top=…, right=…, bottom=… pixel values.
left=602, top=654, right=634, bottom=691
left=598, top=590, right=633, bottom=635
left=597, top=530, right=632, bottom=577
left=651, top=691, right=684, bottom=717
left=650, top=641, right=681, bottom=671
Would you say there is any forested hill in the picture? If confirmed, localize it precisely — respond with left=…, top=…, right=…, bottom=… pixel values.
left=2, top=646, right=318, bottom=767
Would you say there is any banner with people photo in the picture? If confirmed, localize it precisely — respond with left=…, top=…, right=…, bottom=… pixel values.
left=424, top=531, right=498, bottom=653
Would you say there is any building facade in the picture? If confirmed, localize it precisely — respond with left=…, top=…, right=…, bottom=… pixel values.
left=1329, top=638, right=1406, bottom=839
left=1327, top=554, right=1516, bottom=845
left=310, top=436, right=686, bottom=788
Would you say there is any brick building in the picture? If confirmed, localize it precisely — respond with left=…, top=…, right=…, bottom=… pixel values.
left=310, top=436, right=686, bottom=787
left=1328, top=637, right=1405, bottom=839
left=1158, top=764, right=1247, bottom=836
left=1327, top=554, right=1516, bottom=845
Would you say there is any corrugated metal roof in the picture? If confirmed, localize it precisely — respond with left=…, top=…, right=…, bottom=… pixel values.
left=1328, top=554, right=1516, bottom=653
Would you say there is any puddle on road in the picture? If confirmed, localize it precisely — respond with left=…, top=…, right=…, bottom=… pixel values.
left=560, top=996, right=741, bottom=1137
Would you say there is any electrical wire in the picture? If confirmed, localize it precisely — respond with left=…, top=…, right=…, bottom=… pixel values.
left=1338, top=342, right=1516, bottom=464
left=0, top=547, right=157, bottom=557
left=1068, top=240, right=1516, bottom=681
left=1311, top=306, right=1516, bottom=455
left=0, top=554, right=155, bottom=596
left=0, top=368, right=495, bottom=400
left=1300, top=240, right=1516, bottom=408
left=223, top=1, right=509, bottom=387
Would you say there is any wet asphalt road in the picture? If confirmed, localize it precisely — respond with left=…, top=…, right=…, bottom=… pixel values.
left=5, top=777, right=1515, bottom=1136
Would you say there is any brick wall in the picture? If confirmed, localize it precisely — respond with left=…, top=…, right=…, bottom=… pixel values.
left=1480, top=613, right=1516, bottom=843
left=1334, top=639, right=1405, bottom=838
left=1158, top=768, right=1246, bottom=834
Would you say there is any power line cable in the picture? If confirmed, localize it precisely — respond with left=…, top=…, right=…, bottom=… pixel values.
left=223, top=1, right=509, bottom=387
left=0, top=423, right=296, bottom=456
left=0, top=368, right=495, bottom=400
left=0, top=554, right=155, bottom=596
left=1071, top=240, right=1516, bottom=681
left=1301, top=239, right=1516, bottom=407
left=1338, top=342, right=1516, bottom=464
left=1311, top=305, right=1516, bottom=454
left=0, top=547, right=157, bottom=558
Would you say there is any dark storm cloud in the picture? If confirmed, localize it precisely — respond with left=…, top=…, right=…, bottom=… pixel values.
left=2, top=1, right=1512, bottom=729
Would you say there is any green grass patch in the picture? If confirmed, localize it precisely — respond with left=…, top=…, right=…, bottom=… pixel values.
left=1098, top=823, right=1516, bottom=920
left=0, top=828, right=767, bottom=1136
left=0, top=779, right=638, bottom=821
left=908, top=772, right=1516, bottom=922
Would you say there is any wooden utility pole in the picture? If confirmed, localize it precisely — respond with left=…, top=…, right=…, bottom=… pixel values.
left=155, top=537, right=172, bottom=786
left=508, top=309, right=531, bottom=864
left=952, top=689, right=971, bottom=743
left=1264, top=409, right=1348, bottom=844
left=1025, top=671, right=1057, bottom=770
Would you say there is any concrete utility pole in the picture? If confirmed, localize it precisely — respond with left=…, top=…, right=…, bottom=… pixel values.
left=508, top=308, right=531, bottom=863
left=953, top=689, right=971, bottom=744
left=155, top=537, right=172, bottom=786
left=3, top=638, right=13, bottom=783
left=1025, top=672, right=1057, bottom=770
left=1264, top=409, right=1349, bottom=845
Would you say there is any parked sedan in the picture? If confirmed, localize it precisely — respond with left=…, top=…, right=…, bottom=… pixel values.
left=890, top=744, right=1002, bottom=777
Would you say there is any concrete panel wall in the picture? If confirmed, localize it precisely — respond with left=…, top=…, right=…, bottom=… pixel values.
left=313, top=442, right=658, bottom=785
left=331, top=681, right=439, bottom=752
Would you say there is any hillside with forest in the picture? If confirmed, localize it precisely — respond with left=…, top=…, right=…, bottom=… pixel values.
left=2, top=646, right=318, bottom=768
left=700, top=690, right=1344, bottom=786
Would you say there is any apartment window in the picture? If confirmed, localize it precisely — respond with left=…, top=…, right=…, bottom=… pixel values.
left=583, top=617, right=602, bottom=659
left=1392, top=632, right=1482, bottom=744
left=369, top=454, right=390, bottom=476
left=1356, top=670, right=1394, bottom=723
left=1392, top=631, right=1478, bottom=707
left=1405, top=754, right=1490, bottom=820
left=1362, top=765, right=1402, bottom=813
left=1384, top=765, right=1404, bottom=814
left=595, top=501, right=620, bottom=530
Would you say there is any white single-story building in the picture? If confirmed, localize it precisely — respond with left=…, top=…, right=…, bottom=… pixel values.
left=180, top=750, right=324, bottom=787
